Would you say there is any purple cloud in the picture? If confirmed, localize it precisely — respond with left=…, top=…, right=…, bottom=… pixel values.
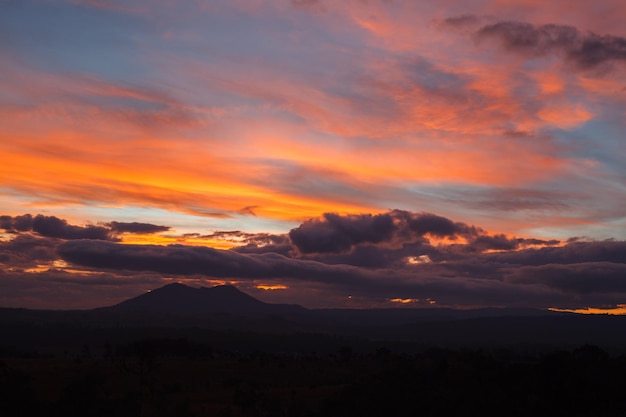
left=1, top=214, right=113, bottom=240
left=474, top=20, right=626, bottom=70
left=1, top=212, right=624, bottom=309
left=107, top=221, right=170, bottom=234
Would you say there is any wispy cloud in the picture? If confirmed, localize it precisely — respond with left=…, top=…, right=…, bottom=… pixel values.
left=0, top=0, right=625, bottom=308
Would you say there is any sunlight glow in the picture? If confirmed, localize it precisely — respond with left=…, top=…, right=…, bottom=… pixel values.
left=549, top=305, right=626, bottom=316
left=256, top=284, right=288, bottom=291
left=119, top=233, right=242, bottom=249
left=389, top=297, right=436, bottom=305
left=406, top=255, right=432, bottom=265
left=389, top=298, right=419, bottom=304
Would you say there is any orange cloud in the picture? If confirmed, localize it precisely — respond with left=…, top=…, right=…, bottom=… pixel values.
left=256, top=284, right=288, bottom=291
left=0, top=58, right=574, bottom=227
left=549, top=305, right=626, bottom=315
left=1, top=1, right=623, bottom=242
left=117, top=233, right=240, bottom=250
left=537, top=105, right=593, bottom=129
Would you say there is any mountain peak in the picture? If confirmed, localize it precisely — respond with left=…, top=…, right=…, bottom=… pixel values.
left=109, top=283, right=304, bottom=315
left=158, top=282, right=194, bottom=291
left=162, top=282, right=188, bottom=288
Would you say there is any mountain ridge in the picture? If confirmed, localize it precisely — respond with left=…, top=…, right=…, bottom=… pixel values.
left=3, top=283, right=626, bottom=351
left=106, top=283, right=558, bottom=318
left=104, top=282, right=306, bottom=315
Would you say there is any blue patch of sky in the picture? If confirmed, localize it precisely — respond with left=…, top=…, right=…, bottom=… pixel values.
left=1, top=1, right=153, bottom=81
left=80, top=94, right=169, bottom=112
left=150, top=11, right=293, bottom=63
left=401, top=56, right=469, bottom=92
left=153, top=3, right=369, bottom=78
left=549, top=120, right=625, bottom=176
left=525, top=222, right=626, bottom=241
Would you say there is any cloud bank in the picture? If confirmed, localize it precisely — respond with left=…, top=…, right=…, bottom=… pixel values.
left=1, top=212, right=624, bottom=310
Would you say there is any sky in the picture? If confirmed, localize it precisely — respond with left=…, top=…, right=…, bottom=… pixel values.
left=1, top=0, right=625, bottom=311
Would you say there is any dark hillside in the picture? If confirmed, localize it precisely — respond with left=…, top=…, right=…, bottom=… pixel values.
left=106, top=283, right=304, bottom=315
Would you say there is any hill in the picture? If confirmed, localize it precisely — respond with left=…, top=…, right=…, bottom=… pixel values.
left=104, top=282, right=305, bottom=315
left=2, top=283, right=626, bottom=353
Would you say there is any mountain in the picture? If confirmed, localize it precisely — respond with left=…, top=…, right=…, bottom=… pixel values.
left=106, top=283, right=305, bottom=315
left=107, top=284, right=551, bottom=321
left=3, top=284, right=626, bottom=353
left=106, top=283, right=559, bottom=322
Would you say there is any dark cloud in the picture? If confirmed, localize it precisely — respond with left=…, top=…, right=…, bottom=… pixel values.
left=289, top=212, right=396, bottom=254
left=0, top=235, right=59, bottom=269
left=57, top=239, right=367, bottom=284
left=470, top=234, right=520, bottom=251
left=402, top=211, right=479, bottom=238
left=504, top=262, right=626, bottom=294
left=486, top=240, right=626, bottom=266
left=107, top=221, right=170, bottom=234
left=2, top=212, right=625, bottom=309
left=288, top=210, right=479, bottom=255
left=476, top=21, right=578, bottom=55
left=1, top=214, right=113, bottom=240
left=237, top=206, right=258, bottom=216
left=234, top=233, right=293, bottom=257
left=518, top=238, right=560, bottom=246
left=473, top=20, right=626, bottom=70
left=437, top=14, right=482, bottom=29
left=54, top=239, right=567, bottom=307
left=53, top=233, right=625, bottom=309
left=297, top=242, right=427, bottom=269
left=2, top=214, right=171, bottom=240
left=465, top=235, right=559, bottom=252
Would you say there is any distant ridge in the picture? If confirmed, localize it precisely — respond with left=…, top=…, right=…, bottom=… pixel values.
left=106, top=283, right=305, bottom=315
left=103, top=283, right=559, bottom=324
left=4, top=284, right=626, bottom=350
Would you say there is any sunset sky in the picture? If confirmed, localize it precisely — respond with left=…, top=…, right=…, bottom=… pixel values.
left=1, top=0, right=625, bottom=311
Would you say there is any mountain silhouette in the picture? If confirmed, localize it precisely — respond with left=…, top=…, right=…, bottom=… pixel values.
left=107, top=282, right=305, bottom=315
left=4, top=283, right=626, bottom=351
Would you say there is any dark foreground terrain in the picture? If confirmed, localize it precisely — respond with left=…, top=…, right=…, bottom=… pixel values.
left=2, top=340, right=626, bottom=417
left=2, top=285, right=626, bottom=416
